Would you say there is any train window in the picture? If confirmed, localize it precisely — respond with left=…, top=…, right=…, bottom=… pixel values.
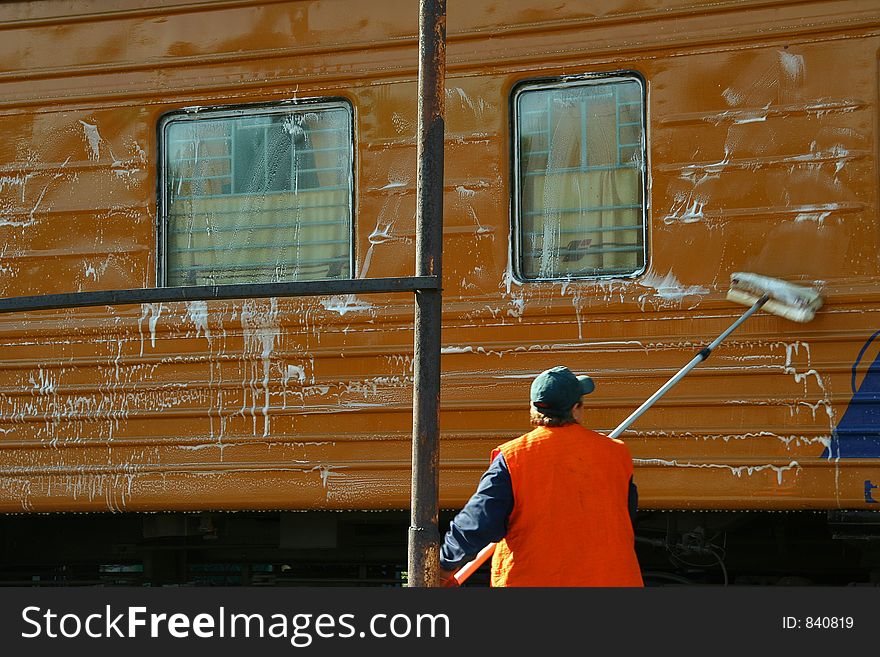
left=513, top=74, right=646, bottom=280
left=159, top=101, right=354, bottom=286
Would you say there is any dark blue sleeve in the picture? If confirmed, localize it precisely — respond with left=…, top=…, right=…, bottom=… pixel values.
left=439, top=453, right=514, bottom=571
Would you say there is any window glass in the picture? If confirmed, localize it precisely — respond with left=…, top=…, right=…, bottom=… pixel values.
left=161, top=102, right=353, bottom=286
left=514, top=76, right=646, bottom=280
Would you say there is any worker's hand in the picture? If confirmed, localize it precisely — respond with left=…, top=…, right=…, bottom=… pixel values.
left=438, top=568, right=460, bottom=588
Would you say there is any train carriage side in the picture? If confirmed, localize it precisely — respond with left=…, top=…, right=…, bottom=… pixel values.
left=0, top=0, right=876, bottom=583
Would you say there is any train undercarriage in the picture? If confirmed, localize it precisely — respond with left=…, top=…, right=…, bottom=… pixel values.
left=0, top=510, right=877, bottom=587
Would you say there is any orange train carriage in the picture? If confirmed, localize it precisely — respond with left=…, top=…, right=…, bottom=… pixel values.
left=0, top=0, right=877, bottom=585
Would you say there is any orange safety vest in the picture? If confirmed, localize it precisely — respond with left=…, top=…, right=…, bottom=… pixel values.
left=490, top=423, right=643, bottom=587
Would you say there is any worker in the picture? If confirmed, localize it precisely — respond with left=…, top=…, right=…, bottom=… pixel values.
left=438, top=365, right=643, bottom=587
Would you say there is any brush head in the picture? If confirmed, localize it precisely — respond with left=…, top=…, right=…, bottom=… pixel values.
left=727, top=272, right=823, bottom=323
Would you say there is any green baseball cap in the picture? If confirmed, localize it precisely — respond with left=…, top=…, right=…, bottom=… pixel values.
left=530, top=366, right=595, bottom=417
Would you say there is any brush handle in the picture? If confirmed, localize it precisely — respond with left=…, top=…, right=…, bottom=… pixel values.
left=608, top=295, right=768, bottom=440
left=453, top=542, right=497, bottom=585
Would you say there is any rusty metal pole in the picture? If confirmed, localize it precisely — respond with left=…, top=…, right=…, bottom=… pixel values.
left=408, top=0, right=446, bottom=588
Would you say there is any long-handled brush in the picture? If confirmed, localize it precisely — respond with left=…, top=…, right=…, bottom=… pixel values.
left=607, top=272, right=822, bottom=438
left=448, top=272, right=823, bottom=586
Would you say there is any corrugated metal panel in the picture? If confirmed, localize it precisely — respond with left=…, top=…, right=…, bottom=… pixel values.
left=0, top=0, right=877, bottom=512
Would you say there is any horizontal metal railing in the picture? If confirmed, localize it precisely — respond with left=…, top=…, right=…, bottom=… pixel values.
left=0, top=276, right=439, bottom=314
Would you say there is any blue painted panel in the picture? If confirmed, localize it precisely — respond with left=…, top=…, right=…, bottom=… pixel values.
left=824, top=330, right=880, bottom=459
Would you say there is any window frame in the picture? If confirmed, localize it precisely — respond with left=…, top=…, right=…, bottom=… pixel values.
left=156, top=97, right=356, bottom=288
left=510, top=72, right=648, bottom=283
